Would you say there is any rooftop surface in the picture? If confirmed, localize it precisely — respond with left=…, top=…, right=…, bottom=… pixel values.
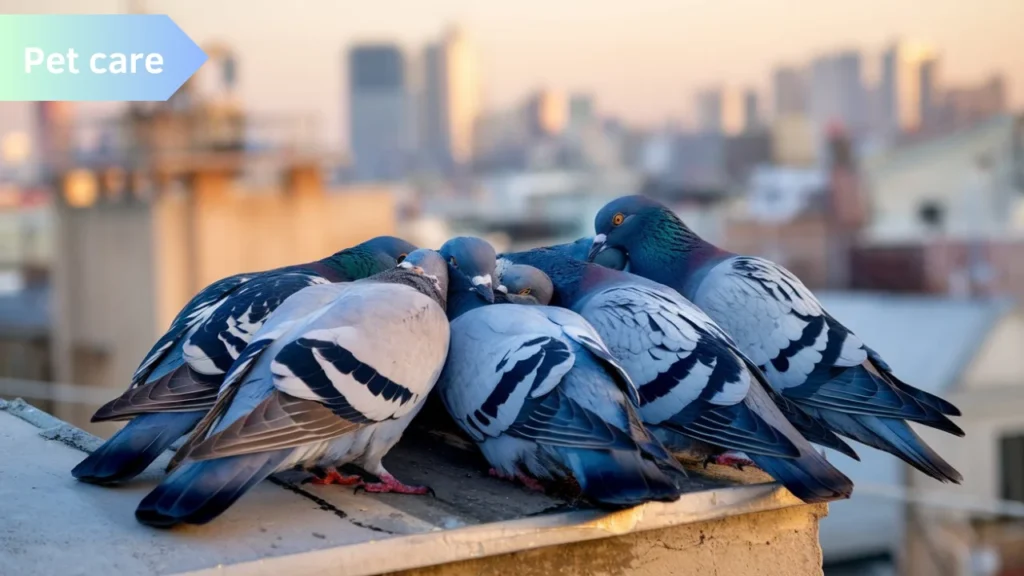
left=0, top=398, right=808, bottom=576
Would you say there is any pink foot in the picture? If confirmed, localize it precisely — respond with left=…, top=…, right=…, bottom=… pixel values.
left=309, top=468, right=362, bottom=486
left=488, top=467, right=545, bottom=492
left=356, top=473, right=434, bottom=496
left=706, top=453, right=756, bottom=470
left=515, top=473, right=546, bottom=492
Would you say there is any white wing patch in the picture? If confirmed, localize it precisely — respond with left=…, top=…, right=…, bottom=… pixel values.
left=709, top=355, right=752, bottom=405
left=692, top=255, right=870, bottom=391
left=637, top=359, right=711, bottom=425
left=581, top=284, right=750, bottom=418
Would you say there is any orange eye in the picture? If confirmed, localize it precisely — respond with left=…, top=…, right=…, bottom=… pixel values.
left=518, top=288, right=532, bottom=296
left=449, top=256, right=458, bottom=268
left=397, top=253, right=407, bottom=263
left=612, top=213, right=625, bottom=226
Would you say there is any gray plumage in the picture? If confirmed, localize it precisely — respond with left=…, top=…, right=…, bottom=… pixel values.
left=499, top=249, right=855, bottom=503
left=136, top=249, right=450, bottom=527
left=587, top=195, right=962, bottom=484
left=439, top=303, right=686, bottom=507
left=495, top=264, right=553, bottom=306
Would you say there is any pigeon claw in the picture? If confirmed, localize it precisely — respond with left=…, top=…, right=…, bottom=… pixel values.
left=711, top=453, right=756, bottom=471
left=515, top=472, right=546, bottom=493
left=354, top=473, right=434, bottom=497
left=488, top=467, right=545, bottom=493
left=308, top=468, right=363, bottom=486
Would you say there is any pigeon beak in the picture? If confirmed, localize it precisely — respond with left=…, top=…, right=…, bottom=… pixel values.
left=472, top=274, right=495, bottom=303
left=587, top=234, right=608, bottom=262
left=496, top=285, right=509, bottom=294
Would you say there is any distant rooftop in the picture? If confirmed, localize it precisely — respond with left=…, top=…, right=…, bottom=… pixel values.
left=816, top=291, right=1011, bottom=562
left=818, top=291, right=1011, bottom=395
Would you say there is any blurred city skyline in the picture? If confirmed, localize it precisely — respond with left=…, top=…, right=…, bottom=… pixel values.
left=2, top=0, right=1022, bottom=147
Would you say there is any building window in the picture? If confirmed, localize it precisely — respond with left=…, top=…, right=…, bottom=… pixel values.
left=1000, top=434, right=1024, bottom=503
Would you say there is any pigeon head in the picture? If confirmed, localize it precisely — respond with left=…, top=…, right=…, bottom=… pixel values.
left=400, top=249, right=449, bottom=296
left=496, top=264, right=553, bottom=306
left=359, top=236, right=419, bottom=265
left=588, top=195, right=703, bottom=275
left=439, top=236, right=497, bottom=304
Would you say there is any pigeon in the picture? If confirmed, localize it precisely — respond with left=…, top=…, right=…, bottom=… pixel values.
left=437, top=237, right=686, bottom=508
left=72, top=236, right=417, bottom=486
left=588, top=195, right=963, bottom=483
left=134, top=249, right=450, bottom=527
left=495, top=263, right=553, bottom=306
left=500, top=246, right=855, bottom=503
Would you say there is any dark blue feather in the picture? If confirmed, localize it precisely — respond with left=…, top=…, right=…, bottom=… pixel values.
left=272, top=337, right=416, bottom=422
left=135, top=449, right=291, bottom=527
left=186, top=271, right=327, bottom=374
left=72, top=411, right=204, bottom=485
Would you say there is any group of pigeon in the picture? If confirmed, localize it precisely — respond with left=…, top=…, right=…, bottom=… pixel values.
left=72, top=194, right=963, bottom=528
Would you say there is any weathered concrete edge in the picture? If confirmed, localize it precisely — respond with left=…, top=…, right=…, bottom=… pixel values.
left=177, top=485, right=813, bottom=576
left=0, top=399, right=816, bottom=576
left=2, top=398, right=178, bottom=477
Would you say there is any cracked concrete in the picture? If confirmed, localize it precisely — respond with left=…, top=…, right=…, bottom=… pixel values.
left=1, top=399, right=828, bottom=576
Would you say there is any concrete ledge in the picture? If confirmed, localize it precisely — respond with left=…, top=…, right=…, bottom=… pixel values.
left=0, top=398, right=827, bottom=576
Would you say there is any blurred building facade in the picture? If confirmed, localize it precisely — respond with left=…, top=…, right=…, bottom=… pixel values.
left=348, top=43, right=411, bottom=182
left=696, top=87, right=746, bottom=136
left=809, top=50, right=868, bottom=152
left=421, top=26, right=481, bottom=176
left=1, top=53, right=400, bottom=434
left=774, top=65, right=809, bottom=117
left=879, top=40, right=937, bottom=138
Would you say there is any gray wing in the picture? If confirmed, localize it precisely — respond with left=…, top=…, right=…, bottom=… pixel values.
left=130, top=273, right=254, bottom=388
left=440, top=305, right=575, bottom=442
left=441, top=305, right=646, bottom=456
left=168, top=283, right=354, bottom=468
left=693, top=256, right=952, bottom=424
left=579, top=283, right=752, bottom=426
left=180, top=282, right=450, bottom=462
left=538, top=306, right=640, bottom=406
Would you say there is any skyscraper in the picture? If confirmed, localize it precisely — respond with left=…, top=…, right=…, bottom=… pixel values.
left=743, top=89, right=761, bottom=133
left=567, top=93, right=595, bottom=134
left=879, top=39, right=937, bottom=137
left=421, top=26, right=481, bottom=174
left=919, top=58, right=940, bottom=129
left=695, top=87, right=744, bottom=135
left=348, top=43, right=409, bottom=182
left=773, top=66, right=808, bottom=117
left=525, top=89, right=567, bottom=137
left=809, top=50, right=867, bottom=137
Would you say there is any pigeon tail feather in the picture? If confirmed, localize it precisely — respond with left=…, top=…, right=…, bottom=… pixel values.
left=748, top=448, right=854, bottom=504
left=135, top=449, right=291, bottom=528
left=557, top=446, right=684, bottom=508
left=72, top=411, right=203, bottom=485
left=818, top=411, right=962, bottom=484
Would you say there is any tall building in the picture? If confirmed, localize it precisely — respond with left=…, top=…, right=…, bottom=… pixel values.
left=809, top=50, right=867, bottom=138
left=348, top=43, right=410, bottom=182
left=919, top=57, right=940, bottom=130
left=421, top=26, right=481, bottom=174
left=525, top=89, right=567, bottom=137
left=879, top=39, right=937, bottom=137
left=568, top=93, right=596, bottom=134
left=696, top=87, right=744, bottom=135
left=773, top=66, right=809, bottom=117
left=743, top=89, right=761, bottom=133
